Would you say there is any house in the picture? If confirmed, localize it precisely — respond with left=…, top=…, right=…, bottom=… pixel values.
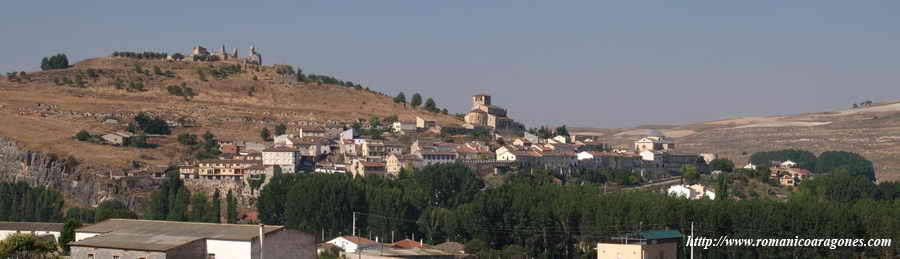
left=0, top=222, right=64, bottom=242
left=780, top=160, right=798, bottom=168
left=315, top=162, right=348, bottom=174
left=299, top=128, right=327, bottom=138
left=384, top=141, right=406, bottom=155
left=771, top=167, right=812, bottom=186
left=699, top=153, right=718, bottom=164
left=523, top=132, right=540, bottom=144
left=73, top=219, right=315, bottom=259
left=419, top=150, right=458, bottom=166
left=597, top=230, right=681, bottom=259
left=181, top=159, right=264, bottom=180
left=634, top=135, right=675, bottom=153
left=350, top=160, right=387, bottom=178
left=326, top=236, right=381, bottom=253
left=290, top=137, right=330, bottom=156
left=550, top=135, right=569, bottom=144
left=71, top=233, right=208, bottom=259
left=219, top=142, right=240, bottom=154
left=101, top=131, right=134, bottom=146
left=392, top=121, right=417, bottom=135
left=340, top=128, right=354, bottom=140
left=386, top=154, right=423, bottom=175
left=362, top=140, right=386, bottom=157
left=512, top=138, right=531, bottom=147
left=640, top=150, right=661, bottom=161
left=389, top=239, right=426, bottom=249
left=416, top=117, right=437, bottom=129
left=497, top=150, right=540, bottom=162
left=339, top=139, right=359, bottom=156
left=743, top=163, right=757, bottom=170
left=667, top=184, right=716, bottom=200
left=262, top=146, right=301, bottom=173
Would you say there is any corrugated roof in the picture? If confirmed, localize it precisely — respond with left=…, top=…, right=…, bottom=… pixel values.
left=76, top=219, right=283, bottom=241
left=0, top=222, right=64, bottom=232
left=640, top=230, right=682, bottom=240
left=70, top=233, right=203, bottom=252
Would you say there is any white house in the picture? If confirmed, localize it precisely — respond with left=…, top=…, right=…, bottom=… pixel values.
left=326, top=236, right=381, bottom=253
left=780, top=160, right=798, bottom=168
left=262, top=146, right=301, bottom=173
left=743, top=163, right=757, bottom=170
left=640, top=150, right=660, bottom=161
left=550, top=135, right=569, bottom=144
left=0, top=222, right=63, bottom=242
left=392, top=121, right=417, bottom=134
left=73, top=219, right=315, bottom=259
left=667, top=184, right=716, bottom=200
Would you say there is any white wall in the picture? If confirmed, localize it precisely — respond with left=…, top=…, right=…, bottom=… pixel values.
left=75, top=232, right=99, bottom=242
left=207, top=239, right=252, bottom=259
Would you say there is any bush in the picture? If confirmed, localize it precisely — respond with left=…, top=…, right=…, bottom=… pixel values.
left=74, top=130, right=91, bottom=141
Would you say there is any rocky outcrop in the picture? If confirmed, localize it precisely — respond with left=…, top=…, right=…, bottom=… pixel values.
left=0, top=137, right=154, bottom=209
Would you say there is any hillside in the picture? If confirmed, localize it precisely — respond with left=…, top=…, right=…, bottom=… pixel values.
left=0, top=57, right=461, bottom=168
left=572, top=103, right=900, bottom=182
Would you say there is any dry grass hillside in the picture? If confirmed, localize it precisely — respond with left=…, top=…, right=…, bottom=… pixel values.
left=573, top=103, right=900, bottom=182
left=0, top=57, right=461, bottom=168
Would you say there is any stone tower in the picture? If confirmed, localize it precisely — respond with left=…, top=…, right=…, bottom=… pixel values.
left=472, top=93, right=491, bottom=108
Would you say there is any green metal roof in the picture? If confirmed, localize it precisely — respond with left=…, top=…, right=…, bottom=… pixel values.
left=640, top=230, right=682, bottom=240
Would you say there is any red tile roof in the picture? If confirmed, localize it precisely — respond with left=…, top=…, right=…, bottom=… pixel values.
left=390, top=239, right=425, bottom=249
left=341, top=236, right=380, bottom=246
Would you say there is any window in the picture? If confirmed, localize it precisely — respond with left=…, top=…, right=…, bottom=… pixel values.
left=87, top=254, right=94, bottom=259
left=113, top=256, right=120, bottom=259
left=208, top=253, right=216, bottom=259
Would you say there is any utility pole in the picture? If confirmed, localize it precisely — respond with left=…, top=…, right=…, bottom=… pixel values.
left=259, top=224, right=265, bottom=259
left=690, top=221, right=694, bottom=259
left=352, top=212, right=357, bottom=237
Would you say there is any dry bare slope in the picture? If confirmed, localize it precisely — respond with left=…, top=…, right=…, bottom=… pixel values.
left=573, top=104, right=900, bottom=182
left=0, top=57, right=461, bottom=168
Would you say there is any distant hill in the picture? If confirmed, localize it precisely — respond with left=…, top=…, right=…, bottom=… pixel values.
left=0, top=57, right=461, bottom=168
left=572, top=103, right=900, bottom=182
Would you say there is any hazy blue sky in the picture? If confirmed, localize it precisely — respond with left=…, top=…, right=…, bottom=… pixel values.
left=2, top=1, right=898, bottom=128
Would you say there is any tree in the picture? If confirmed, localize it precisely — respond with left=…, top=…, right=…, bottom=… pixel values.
left=424, top=98, right=437, bottom=112
left=59, top=219, right=81, bottom=254
left=750, top=149, right=816, bottom=171
left=274, top=123, right=287, bottom=136
left=716, top=173, right=730, bottom=200
left=411, top=93, right=423, bottom=108
left=226, top=190, right=238, bottom=224
left=394, top=92, right=407, bottom=104
left=177, top=133, right=198, bottom=146
left=260, top=127, right=271, bottom=141
left=709, top=158, right=735, bottom=172
left=555, top=125, right=570, bottom=137
left=40, top=54, right=69, bottom=70
left=681, top=164, right=700, bottom=184
left=95, top=200, right=136, bottom=222
left=166, top=188, right=189, bottom=221
left=0, top=233, right=57, bottom=258
left=190, top=192, right=210, bottom=222
left=815, top=151, right=875, bottom=181
left=74, top=130, right=91, bottom=141
left=209, top=189, right=221, bottom=223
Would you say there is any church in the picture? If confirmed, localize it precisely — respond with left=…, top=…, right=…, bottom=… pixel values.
left=464, top=93, right=518, bottom=130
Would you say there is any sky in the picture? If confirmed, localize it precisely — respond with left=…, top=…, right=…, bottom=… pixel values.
left=2, top=1, right=899, bottom=128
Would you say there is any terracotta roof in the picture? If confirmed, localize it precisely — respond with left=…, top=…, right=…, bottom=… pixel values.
left=433, top=241, right=465, bottom=253
left=263, top=146, right=299, bottom=152
left=339, top=236, right=380, bottom=246
left=360, top=161, right=386, bottom=167
left=390, top=239, right=426, bottom=249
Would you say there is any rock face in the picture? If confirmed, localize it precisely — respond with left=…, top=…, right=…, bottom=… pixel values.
left=0, top=137, right=153, bottom=209
left=0, top=137, right=259, bottom=212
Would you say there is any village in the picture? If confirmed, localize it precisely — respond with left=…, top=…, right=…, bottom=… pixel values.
left=0, top=43, right=886, bottom=259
